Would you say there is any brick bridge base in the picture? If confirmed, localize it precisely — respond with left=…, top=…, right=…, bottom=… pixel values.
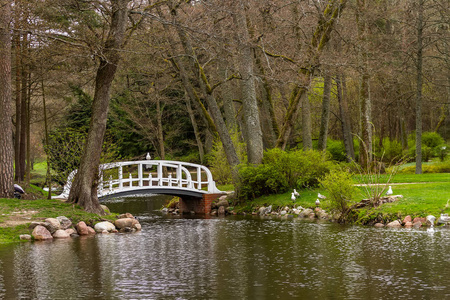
left=179, top=193, right=223, bottom=214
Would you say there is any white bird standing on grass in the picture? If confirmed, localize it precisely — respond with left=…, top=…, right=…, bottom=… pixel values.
left=318, top=193, right=326, bottom=199
left=386, top=186, right=393, bottom=196
left=291, top=192, right=296, bottom=202
left=315, top=199, right=321, bottom=206
left=293, top=189, right=300, bottom=197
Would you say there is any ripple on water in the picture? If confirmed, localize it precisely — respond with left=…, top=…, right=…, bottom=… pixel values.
left=2, top=195, right=450, bottom=299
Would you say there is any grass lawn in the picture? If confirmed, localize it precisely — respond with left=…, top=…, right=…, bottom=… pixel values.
left=233, top=172, right=450, bottom=224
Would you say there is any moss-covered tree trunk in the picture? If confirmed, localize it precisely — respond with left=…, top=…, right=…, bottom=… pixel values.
left=233, top=1, right=263, bottom=164
left=68, top=0, right=129, bottom=214
left=415, top=0, right=424, bottom=174
left=318, top=73, right=332, bottom=151
left=0, top=0, right=14, bottom=198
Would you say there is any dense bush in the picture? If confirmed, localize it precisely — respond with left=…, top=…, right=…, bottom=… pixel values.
left=238, top=149, right=336, bottom=200
left=398, top=161, right=450, bottom=174
left=373, top=137, right=403, bottom=162
left=319, top=169, right=356, bottom=214
left=407, top=131, right=446, bottom=161
left=326, top=139, right=347, bottom=162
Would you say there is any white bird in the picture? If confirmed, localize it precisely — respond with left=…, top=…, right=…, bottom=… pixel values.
left=146, top=152, right=151, bottom=160
left=293, top=189, right=300, bottom=197
left=315, top=199, right=321, bottom=206
left=318, top=193, right=326, bottom=199
left=14, top=184, right=25, bottom=194
left=386, top=186, right=393, bottom=196
left=291, top=192, right=296, bottom=202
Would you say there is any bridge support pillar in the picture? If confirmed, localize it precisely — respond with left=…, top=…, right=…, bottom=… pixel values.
left=179, top=193, right=223, bottom=214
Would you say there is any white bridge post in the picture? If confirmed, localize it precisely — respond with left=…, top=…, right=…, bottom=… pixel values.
left=197, top=166, right=201, bottom=189
left=119, top=166, right=123, bottom=189
left=157, top=162, right=163, bottom=186
left=177, top=164, right=182, bottom=187
left=138, top=163, right=143, bottom=187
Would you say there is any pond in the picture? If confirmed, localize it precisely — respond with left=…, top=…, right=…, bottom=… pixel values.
left=1, top=195, right=450, bottom=299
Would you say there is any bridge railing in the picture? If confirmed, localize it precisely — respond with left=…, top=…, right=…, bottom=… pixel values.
left=56, top=160, right=221, bottom=199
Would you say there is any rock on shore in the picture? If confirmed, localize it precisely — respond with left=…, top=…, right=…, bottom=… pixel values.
left=28, top=211, right=141, bottom=242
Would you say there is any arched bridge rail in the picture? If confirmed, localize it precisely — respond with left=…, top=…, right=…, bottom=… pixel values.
left=55, top=160, right=222, bottom=200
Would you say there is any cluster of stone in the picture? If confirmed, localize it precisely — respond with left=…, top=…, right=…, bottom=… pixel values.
left=253, top=205, right=330, bottom=220
left=20, top=213, right=141, bottom=241
left=375, top=215, right=433, bottom=228
left=210, top=195, right=232, bottom=216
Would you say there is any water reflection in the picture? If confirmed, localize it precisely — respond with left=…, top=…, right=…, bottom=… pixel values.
left=1, top=195, right=450, bottom=299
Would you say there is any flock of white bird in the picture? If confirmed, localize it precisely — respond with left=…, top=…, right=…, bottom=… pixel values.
left=291, top=185, right=395, bottom=206
left=291, top=189, right=326, bottom=206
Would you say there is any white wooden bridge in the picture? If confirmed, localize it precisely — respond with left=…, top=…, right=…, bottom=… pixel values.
left=54, top=160, right=222, bottom=200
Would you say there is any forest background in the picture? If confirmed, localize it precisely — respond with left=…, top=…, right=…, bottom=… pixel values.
left=0, top=0, right=449, bottom=213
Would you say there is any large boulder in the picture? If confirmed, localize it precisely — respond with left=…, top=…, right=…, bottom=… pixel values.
left=29, top=221, right=45, bottom=230
left=32, top=225, right=53, bottom=240
left=43, top=218, right=61, bottom=234
left=114, top=218, right=139, bottom=229
left=76, top=221, right=89, bottom=235
left=258, top=207, right=266, bottom=216
left=299, top=208, right=314, bottom=218
left=65, top=228, right=76, bottom=235
left=118, top=213, right=134, bottom=219
left=386, top=220, right=402, bottom=228
left=56, top=216, right=72, bottom=230
left=218, top=206, right=226, bottom=215
left=100, top=205, right=110, bottom=214
left=404, top=221, right=413, bottom=228
left=53, top=229, right=70, bottom=239
left=402, top=215, right=412, bottom=224
left=94, top=221, right=116, bottom=233
left=87, top=226, right=96, bottom=235
left=216, top=197, right=229, bottom=208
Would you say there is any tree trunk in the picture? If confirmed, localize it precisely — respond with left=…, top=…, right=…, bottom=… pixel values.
left=185, top=95, right=205, bottom=164
left=0, top=0, right=14, bottom=198
left=14, top=32, right=21, bottom=182
left=68, top=0, right=129, bottom=214
left=26, top=72, right=31, bottom=184
left=302, top=92, right=313, bottom=150
left=318, top=73, right=332, bottom=151
left=19, top=34, right=28, bottom=182
left=233, top=2, right=263, bottom=164
left=254, top=49, right=278, bottom=148
left=155, top=96, right=165, bottom=161
left=357, top=0, right=372, bottom=167
left=415, top=0, right=424, bottom=174
left=170, top=12, right=241, bottom=184
left=41, top=78, right=52, bottom=199
left=336, top=74, right=355, bottom=161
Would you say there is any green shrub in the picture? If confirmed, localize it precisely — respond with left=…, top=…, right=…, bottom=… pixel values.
left=238, top=164, right=288, bottom=200
left=319, top=169, right=356, bottom=214
left=373, top=137, right=403, bottom=162
left=422, top=132, right=445, bottom=148
left=208, top=131, right=247, bottom=185
left=238, top=149, right=336, bottom=200
left=398, top=161, right=450, bottom=174
left=326, top=139, right=347, bottom=162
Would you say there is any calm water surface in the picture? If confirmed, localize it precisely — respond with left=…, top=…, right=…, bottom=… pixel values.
left=1, top=195, right=450, bottom=299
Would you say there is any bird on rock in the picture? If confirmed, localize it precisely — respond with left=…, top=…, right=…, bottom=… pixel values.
left=315, top=199, right=321, bottom=206
left=318, top=193, right=326, bottom=199
left=386, top=186, right=393, bottom=196
left=291, top=192, right=296, bottom=202
left=293, top=189, right=300, bottom=197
